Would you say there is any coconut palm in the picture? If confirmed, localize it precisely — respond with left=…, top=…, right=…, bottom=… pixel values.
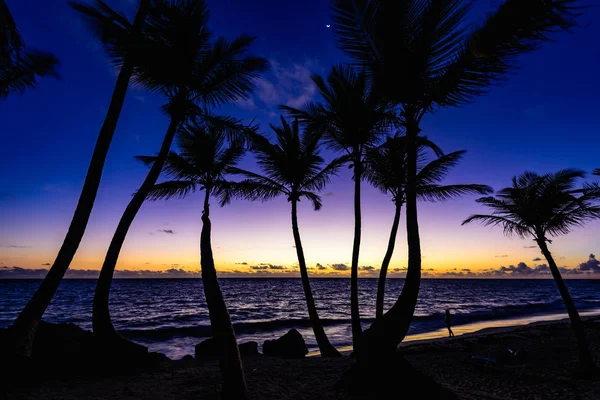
left=594, top=169, right=600, bottom=176
left=0, top=0, right=58, bottom=99
left=281, top=64, right=395, bottom=353
left=463, top=169, right=600, bottom=374
left=5, top=0, right=148, bottom=358
left=229, top=117, right=344, bottom=357
left=139, top=121, right=249, bottom=400
left=331, top=0, right=581, bottom=363
left=365, top=136, right=492, bottom=318
left=91, top=0, right=267, bottom=345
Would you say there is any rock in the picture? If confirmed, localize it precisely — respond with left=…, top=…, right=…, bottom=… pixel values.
left=239, top=341, right=259, bottom=356
left=195, top=337, right=219, bottom=360
left=148, top=352, right=170, bottom=364
left=263, top=329, right=308, bottom=359
left=181, top=355, right=194, bottom=361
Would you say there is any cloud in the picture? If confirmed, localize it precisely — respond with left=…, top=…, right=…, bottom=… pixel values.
left=250, top=265, right=269, bottom=270
left=145, top=262, right=151, bottom=265
left=236, top=96, right=256, bottom=110
left=524, top=245, right=537, bottom=249
left=532, top=257, right=542, bottom=262
left=158, top=229, right=175, bottom=234
left=269, top=265, right=286, bottom=270
left=41, top=263, right=51, bottom=266
left=577, top=254, right=600, bottom=273
left=323, top=192, right=334, bottom=197
left=235, top=262, right=249, bottom=265
left=0, top=266, right=203, bottom=279
left=252, top=59, right=320, bottom=110
left=316, top=263, right=327, bottom=270
left=330, top=263, right=349, bottom=271
left=359, top=266, right=375, bottom=271
left=0, top=244, right=32, bottom=248
left=494, top=255, right=509, bottom=258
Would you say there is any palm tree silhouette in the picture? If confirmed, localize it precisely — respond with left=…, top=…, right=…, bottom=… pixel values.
left=331, top=0, right=581, bottom=365
left=594, top=169, right=600, bottom=176
left=229, top=117, right=344, bottom=357
left=139, top=121, right=250, bottom=400
left=0, top=0, right=58, bottom=99
left=364, top=136, right=492, bottom=318
left=463, top=169, right=599, bottom=374
left=282, top=64, right=395, bottom=353
left=91, top=0, right=267, bottom=346
left=6, top=0, right=148, bottom=358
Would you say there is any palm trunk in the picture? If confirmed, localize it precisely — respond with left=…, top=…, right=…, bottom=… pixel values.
left=291, top=198, right=341, bottom=357
left=201, top=189, right=248, bottom=400
left=537, top=237, right=596, bottom=374
left=375, top=201, right=402, bottom=319
left=5, top=1, right=149, bottom=357
left=350, top=155, right=363, bottom=354
left=93, top=115, right=180, bottom=339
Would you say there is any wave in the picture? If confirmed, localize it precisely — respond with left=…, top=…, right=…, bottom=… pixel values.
left=119, top=299, right=600, bottom=342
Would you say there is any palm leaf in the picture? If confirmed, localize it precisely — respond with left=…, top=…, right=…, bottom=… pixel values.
left=146, top=180, right=196, bottom=200
left=418, top=183, right=492, bottom=202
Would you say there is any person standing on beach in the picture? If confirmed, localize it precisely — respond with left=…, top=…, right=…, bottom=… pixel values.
left=445, top=309, right=454, bottom=337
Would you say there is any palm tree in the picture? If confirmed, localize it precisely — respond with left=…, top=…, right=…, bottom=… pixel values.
left=139, top=121, right=249, bottom=400
left=463, top=169, right=599, bottom=374
left=0, top=0, right=58, bottom=99
left=364, top=136, right=492, bottom=318
left=594, top=169, right=600, bottom=176
left=5, top=0, right=148, bottom=358
left=92, top=0, right=267, bottom=346
left=282, top=64, right=395, bottom=353
left=229, top=117, right=343, bottom=357
left=331, top=0, right=581, bottom=362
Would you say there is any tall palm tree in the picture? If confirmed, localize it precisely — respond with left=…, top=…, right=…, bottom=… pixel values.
left=229, top=117, right=343, bottom=357
left=92, top=0, right=267, bottom=345
left=0, top=0, right=58, bottom=99
left=139, top=122, right=249, bottom=400
left=463, top=169, right=599, bottom=374
left=364, top=136, right=492, bottom=318
left=331, top=0, right=581, bottom=363
left=282, top=64, right=395, bottom=353
left=5, top=0, right=148, bottom=358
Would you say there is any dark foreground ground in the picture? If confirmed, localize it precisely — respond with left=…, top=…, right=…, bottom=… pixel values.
left=2, top=317, right=600, bottom=400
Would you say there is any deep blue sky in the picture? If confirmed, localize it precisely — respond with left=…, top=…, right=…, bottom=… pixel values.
left=1, top=0, right=599, bottom=277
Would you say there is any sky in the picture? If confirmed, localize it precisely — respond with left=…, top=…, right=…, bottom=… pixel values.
left=1, top=0, right=599, bottom=279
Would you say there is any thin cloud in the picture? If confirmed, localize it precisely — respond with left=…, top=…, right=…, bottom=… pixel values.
left=494, top=255, right=509, bottom=258
left=235, top=262, right=249, bottom=265
left=359, top=266, right=375, bottom=271
left=0, top=266, right=203, bottom=279
left=523, top=245, right=537, bottom=249
left=578, top=254, right=600, bottom=273
left=250, top=265, right=269, bottom=270
left=269, top=265, right=286, bottom=270
left=316, top=263, right=327, bottom=270
left=41, top=263, right=51, bottom=266
left=0, top=244, right=32, bottom=248
left=323, top=192, right=334, bottom=197
left=532, top=257, right=542, bottom=262
left=330, top=263, right=349, bottom=271
left=158, top=229, right=175, bottom=234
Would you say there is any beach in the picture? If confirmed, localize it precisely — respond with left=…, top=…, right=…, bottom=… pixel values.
left=3, top=315, right=599, bottom=400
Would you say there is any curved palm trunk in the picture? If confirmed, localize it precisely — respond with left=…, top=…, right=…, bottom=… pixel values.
left=201, top=189, right=248, bottom=400
left=93, top=116, right=180, bottom=339
left=375, top=202, right=402, bottom=319
left=291, top=199, right=341, bottom=357
left=6, top=1, right=149, bottom=357
left=537, top=238, right=596, bottom=374
left=350, top=157, right=363, bottom=354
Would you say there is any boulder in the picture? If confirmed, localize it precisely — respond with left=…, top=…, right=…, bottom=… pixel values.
left=239, top=341, right=259, bottom=356
left=263, top=329, right=308, bottom=359
left=181, top=355, right=194, bottom=362
left=195, top=337, right=219, bottom=360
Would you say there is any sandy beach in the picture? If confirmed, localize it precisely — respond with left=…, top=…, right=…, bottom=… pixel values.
left=3, top=315, right=600, bottom=400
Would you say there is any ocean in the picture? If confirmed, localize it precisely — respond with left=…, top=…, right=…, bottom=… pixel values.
left=1, top=278, right=599, bottom=359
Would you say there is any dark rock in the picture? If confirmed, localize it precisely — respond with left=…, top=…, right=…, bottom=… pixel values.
left=263, top=329, right=308, bottom=359
left=181, top=355, right=194, bottom=361
left=148, top=352, right=170, bottom=364
left=239, top=341, right=259, bottom=356
left=195, top=337, right=219, bottom=360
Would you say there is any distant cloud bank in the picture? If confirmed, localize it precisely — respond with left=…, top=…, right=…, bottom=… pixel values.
left=1, top=255, right=598, bottom=279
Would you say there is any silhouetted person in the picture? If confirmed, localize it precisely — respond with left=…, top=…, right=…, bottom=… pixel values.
left=445, top=309, right=454, bottom=337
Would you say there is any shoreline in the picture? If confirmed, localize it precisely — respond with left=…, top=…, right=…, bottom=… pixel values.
left=4, top=313, right=600, bottom=399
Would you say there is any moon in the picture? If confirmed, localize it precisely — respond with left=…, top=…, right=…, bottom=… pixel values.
left=326, top=24, right=331, bottom=28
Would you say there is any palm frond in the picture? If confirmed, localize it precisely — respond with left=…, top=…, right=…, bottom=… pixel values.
left=433, top=0, right=579, bottom=107
left=298, top=190, right=323, bottom=211
left=226, top=178, right=286, bottom=203
left=417, top=183, right=492, bottom=202
left=226, top=167, right=289, bottom=195
left=0, top=50, right=59, bottom=98
left=146, top=180, right=196, bottom=200
left=594, top=168, right=600, bottom=176
left=462, top=214, right=533, bottom=238
left=416, top=150, right=465, bottom=185
left=301, top=156, right=347, bottom=192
